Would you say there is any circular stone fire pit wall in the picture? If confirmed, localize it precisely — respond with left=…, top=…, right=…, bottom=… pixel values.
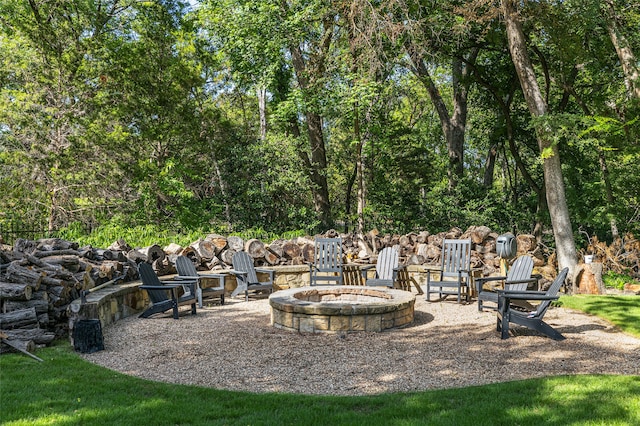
left=269, top=286, right=416, bottom=333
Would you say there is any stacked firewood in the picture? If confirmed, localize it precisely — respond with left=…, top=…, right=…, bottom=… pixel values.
left=585, top=233, right=639, bottom=278
left=0, top=238, right=141, bottom=354
left=148, top=226, right=551, bottom=278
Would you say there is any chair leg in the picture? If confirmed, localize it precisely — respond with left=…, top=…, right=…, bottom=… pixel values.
left=535, top=320, right=565, bottom=341
left=197, top=287, right=203, bottom=308
left=515, top=317, right=566, bottom=341
left=500, top=314, right=510, bottom=339
left=497, top=296, right=510, bottom=339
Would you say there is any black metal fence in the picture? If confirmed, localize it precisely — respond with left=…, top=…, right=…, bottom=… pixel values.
left=0, top=221, right=58, bottom=245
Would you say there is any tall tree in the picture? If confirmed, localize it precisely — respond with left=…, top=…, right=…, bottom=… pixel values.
left=199, top=0, right=335, bottom=230
left=501, top=0, right=578, bottom=285
left=603, top=0, right=640, bottom=100
left=0, top=0, right=132, bottom=229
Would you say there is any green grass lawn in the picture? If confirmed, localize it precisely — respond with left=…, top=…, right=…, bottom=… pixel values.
left=1, top=295, right=639, bottom=425
left=558, top=295, right=640, bottom=337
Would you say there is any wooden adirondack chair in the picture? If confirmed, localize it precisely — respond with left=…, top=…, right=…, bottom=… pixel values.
left=425, top=238, right=472, bottom=303
left=175, top=255, right=225, bottom=308
left=497, top=267, right=568, bottom=340
left=308, top=237, right=343, bottom=286
left=229, top=251, right=274, bottom=301
left=138, top=262, right=197, bottom=319
left=476, top=255, right=541, bottom=311
left=361, top=247, right=403, bottom=288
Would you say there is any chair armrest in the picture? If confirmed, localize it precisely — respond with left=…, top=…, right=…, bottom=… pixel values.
left=177, top=272, right=226, bottom=279
left=175, top=275, right=199, bottom=281
left=160, top=279, right=197, bottom=285
left=228, top=269, right=248, bottom=277
left=497, top=290, right=558, bottom=301
left=361, top=265, right=375, bottom=271
left=255, top=268, right=275, bottom=280
left=499, top=289, right=546, bottom=296
left=506, top=278, right=539, bottom=285
left=425, top=268, right=440, bottom=278
left=392, top=265, right=407, bottom=276
left=475, top=276, right=507, bottom=284
left=139, top=284, right=180, bottom=300
left=140, top=284, right=181, bottom=290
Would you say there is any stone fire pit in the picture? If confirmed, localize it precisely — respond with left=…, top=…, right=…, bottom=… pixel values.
left=268, top=286, right=415, bottom=333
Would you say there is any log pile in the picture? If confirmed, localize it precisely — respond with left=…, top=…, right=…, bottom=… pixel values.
left=2, top=227, right=637, bottom=355
left=0, top=238, right=140, bottom=355
left=585, top=234, right=639, bottom=279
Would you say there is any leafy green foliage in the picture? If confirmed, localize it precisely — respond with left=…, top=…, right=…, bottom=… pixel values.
left=602, top=271, right=639, bottom=291
left=1, top=0, right=639, bottom=244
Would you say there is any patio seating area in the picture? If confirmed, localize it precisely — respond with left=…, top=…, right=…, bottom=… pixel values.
left=80, top=295, right=640, bottom=396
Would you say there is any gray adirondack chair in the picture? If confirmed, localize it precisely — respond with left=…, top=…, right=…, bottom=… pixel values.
left=175, top=255, right=225, bottom=307
left=138, top=262, right=197, bottom=319
left=425, top=238, right=472, bottom=303
left=497, top=267, right=568, bottom=340
left=230, top=251, right=274, bottom=301
left=308, top=237, right=343, bottom=286
left=476, top=255, right=540, bottom=311
left=361, top=246, right=403, bottom=288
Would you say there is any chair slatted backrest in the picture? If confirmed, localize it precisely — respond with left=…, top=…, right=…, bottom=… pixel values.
left=232, top=251, right=258, bottom=284
left=440, top=239, right=472, bottom=280
left=376, top=247, right=399, bottom=281
left=505, top=256, right=534, bottom=291
left=138, top=262, right=167, bottom=304
left=175, top=255, right=198, bottom=277
left=533, top=267, right=568, bottom=318
left=314, top=238, right=343, bottom=273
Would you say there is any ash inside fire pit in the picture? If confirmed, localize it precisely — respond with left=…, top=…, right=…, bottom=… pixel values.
left=269, top=286, right=415, bottom=333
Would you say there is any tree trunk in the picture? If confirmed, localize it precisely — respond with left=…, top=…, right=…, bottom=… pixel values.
left=287, top=13, right=334, bottom=231
left=501, top=0, right=578, bottom=287
left=597, top=149, right=619, bottom=239
left=257, top=85, right=268, bottom=140
left=604, top=0, right=640, bottom=100
left=483, top=145, right=497, bottom=188
left=405, top=43, right=477, bottom=190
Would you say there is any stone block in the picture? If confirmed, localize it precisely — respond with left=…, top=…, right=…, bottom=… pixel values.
left=299, top=317, right=316, bottom=333
left=350, top=315, right=366, bottom=331
left=365, top=315, right=382, bottom=332
left=329, top=315, right=350, bottom=331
